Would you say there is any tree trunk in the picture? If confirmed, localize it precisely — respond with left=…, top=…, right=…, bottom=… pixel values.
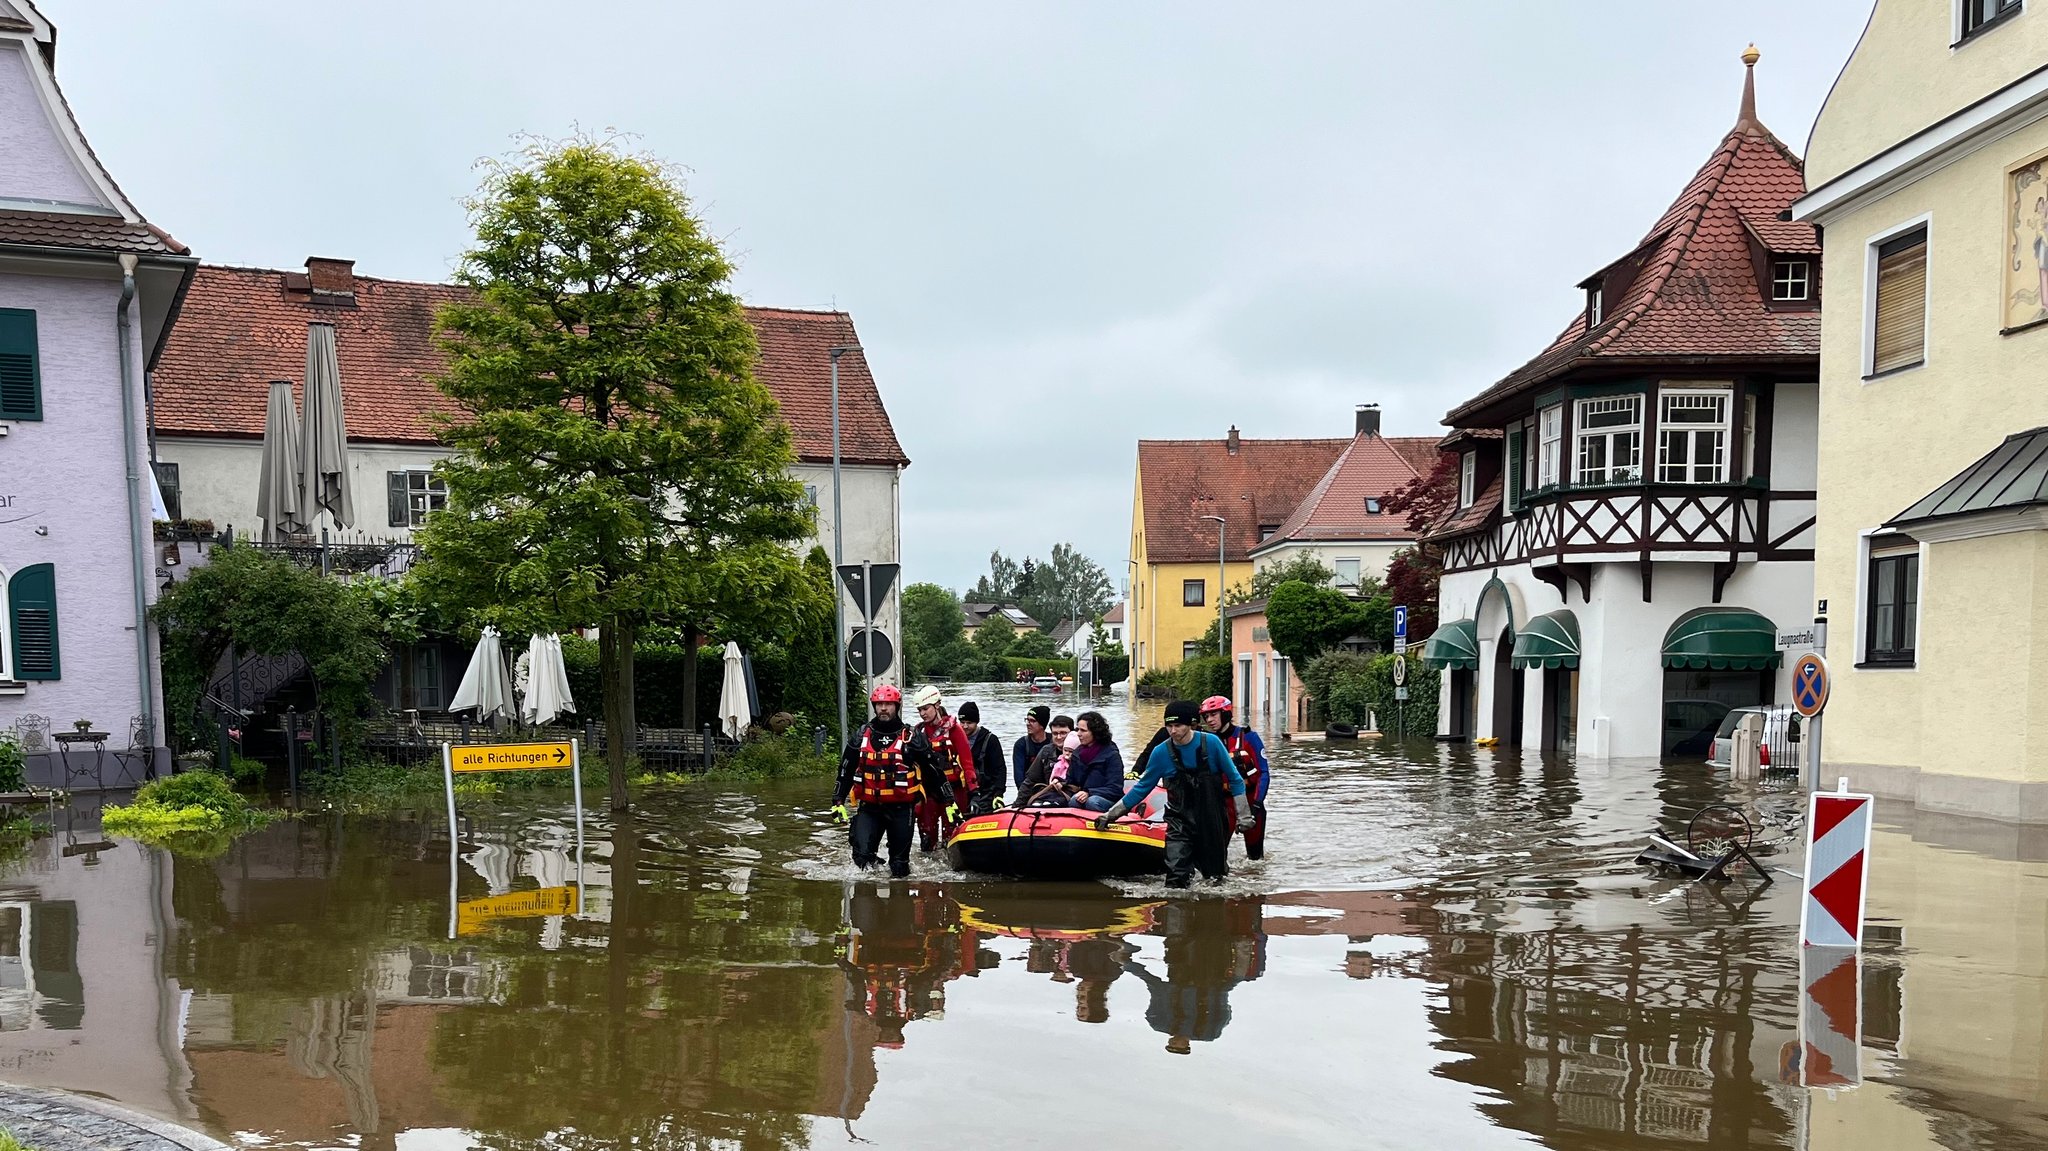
left=679, top=622, right=700, bottom=733
left=601, top=616, right=638, bottom=811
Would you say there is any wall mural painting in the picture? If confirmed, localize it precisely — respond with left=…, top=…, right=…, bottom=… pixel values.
left=2009, top=157, right=2048, bottom=330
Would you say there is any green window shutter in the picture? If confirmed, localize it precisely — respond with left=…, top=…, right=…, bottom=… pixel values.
left=1506, top=429, right=1525, bottom=509
left=387, top=472, right=408, bottom=528
left=0, top=310, right=41, bottom=422
left=9, top=563, right=59, bottom=680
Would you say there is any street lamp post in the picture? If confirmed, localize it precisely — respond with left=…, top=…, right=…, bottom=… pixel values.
left=1200, top=514, right=1227, bottom=661
left=830, top=344, right=859, bottom=746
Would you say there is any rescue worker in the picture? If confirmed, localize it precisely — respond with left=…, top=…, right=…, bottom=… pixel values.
left=911, top=685, right=977, bottom=851
left=1095, top=700, right=1248, bottom=887
left=832, top=685, right=957, bottom=878
left=956, top=701, right=1007, bottom=814
left=1200, top=695, right=1270, bottom=860
left=1012, top=705, right=1053, bottom=791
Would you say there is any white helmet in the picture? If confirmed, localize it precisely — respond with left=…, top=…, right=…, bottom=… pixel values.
left=911, top=684, right=944, bottom=710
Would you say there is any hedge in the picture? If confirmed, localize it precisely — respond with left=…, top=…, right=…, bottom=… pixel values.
left=1303, top=651, right=1438, bottom=741
left=559, top=635, right=841, bottom=744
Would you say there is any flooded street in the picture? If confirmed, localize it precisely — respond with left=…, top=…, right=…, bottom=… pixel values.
left=0, top=684, right=2040, bottom=1149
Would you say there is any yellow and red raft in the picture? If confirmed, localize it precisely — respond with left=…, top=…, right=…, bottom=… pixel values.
left=945, top=793, right=1167, bottom=879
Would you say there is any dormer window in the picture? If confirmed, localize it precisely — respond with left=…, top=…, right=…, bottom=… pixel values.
left=1587, top=286, right=1604, bottom=326
left=1772, top=259, right=1811, bottom=301
left=1458, top=451, right=1476, bottom=508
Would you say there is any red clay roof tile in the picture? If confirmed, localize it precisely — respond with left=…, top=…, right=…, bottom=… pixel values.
left=151, top=265, right=908, bottom=465
left=1255, top=433, right=1424, bottom=549
left=1137, top=437, right=1348, bottom=565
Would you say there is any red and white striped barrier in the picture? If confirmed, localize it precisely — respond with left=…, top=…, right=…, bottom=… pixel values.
left=1796, top=945, right=1862, bottom=1088
left=1800, top=787, right=1873, bottom=948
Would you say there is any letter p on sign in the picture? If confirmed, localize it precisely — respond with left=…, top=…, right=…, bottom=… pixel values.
left=1800, top=789, right=1873, bottom=947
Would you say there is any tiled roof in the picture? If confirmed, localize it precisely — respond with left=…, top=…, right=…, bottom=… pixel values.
left=1103, top=603, right=1123, bottom=624
left=1137, top=437, right=1348, bottom=565
left=1384, top=435, right=1444, bottom=476
left=1255, top=433, right=1423, bottom=549
left=1427, top=477, right=1502, bottom=542
left=151, top=264, right=909, bottom=465
left=1444, top=81, right=1819, bottom=426
left=0, top=209, right=186, bottom=256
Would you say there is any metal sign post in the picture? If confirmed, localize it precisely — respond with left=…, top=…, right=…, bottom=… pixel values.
left=1393, top=606, right=1408, bottom=740
left=862, top=561, right=877, bottom=699
left=1793, top=647, right=1830, bottom=792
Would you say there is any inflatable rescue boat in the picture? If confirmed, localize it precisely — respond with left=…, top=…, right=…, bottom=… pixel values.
left=946, top=793, right=1166, bottom=879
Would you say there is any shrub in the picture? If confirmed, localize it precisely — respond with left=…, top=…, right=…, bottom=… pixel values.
left=102, top=768, right=279, bottom=853
left=0, top=733, right=22, bottom=793
left=1135, top=665, right=1177, bottom=698
left=713, top=729, right=837, bottom=780
left=1302, top=651, right=1439, bottom=738
left=1173, top=655, right=1231, bottom=703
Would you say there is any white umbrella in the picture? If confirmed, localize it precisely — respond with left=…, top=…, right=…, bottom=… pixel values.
left=717, top=641, right=752, bottom=740
left=256, top=379, right=305, bottom=541
left=451, top=626, right=517, bottom=722
left=521, top=633, right=576, bottom=726
left=299, top=322, right=355, bottom=529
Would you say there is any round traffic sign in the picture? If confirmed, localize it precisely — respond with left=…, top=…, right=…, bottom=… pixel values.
left=1791, top=652, right=1829, bottom=718
left=1392, top=654, right=1408, bottom=687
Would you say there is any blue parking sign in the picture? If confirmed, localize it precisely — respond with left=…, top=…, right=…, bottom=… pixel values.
left=1394, top=605, right=1408, bottom=639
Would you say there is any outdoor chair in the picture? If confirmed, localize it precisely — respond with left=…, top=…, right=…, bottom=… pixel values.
left=11, top=714, right=49, bottom=757
left=110, top=715, right=155, bottom=786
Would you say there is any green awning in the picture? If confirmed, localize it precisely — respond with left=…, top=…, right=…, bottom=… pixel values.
left=1661, top=607, right=1781, bottom=670
left=1512, top=609, right=1580, bottom=669
left=1420, top=618, right=1479, bottom=670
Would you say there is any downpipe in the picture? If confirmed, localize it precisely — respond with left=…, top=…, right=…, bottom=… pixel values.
left=116, top=254, right=156, bottom=760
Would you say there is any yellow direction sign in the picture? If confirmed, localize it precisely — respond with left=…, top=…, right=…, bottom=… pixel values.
left=456, top=885, right=579, bottom=935
left=448, top=741, right=577, bottom=773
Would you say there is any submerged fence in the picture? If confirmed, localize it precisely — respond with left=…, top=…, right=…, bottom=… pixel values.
left=354, top=711, right=742, bottom=774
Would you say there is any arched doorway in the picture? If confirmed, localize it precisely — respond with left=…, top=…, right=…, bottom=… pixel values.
left=1491, top=623, right=1524, bottom=747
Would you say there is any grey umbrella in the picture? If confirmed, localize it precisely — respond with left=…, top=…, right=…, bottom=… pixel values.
left=255, top=379, right=305, bottom=542
left=299, top=322, right=355, bottom=529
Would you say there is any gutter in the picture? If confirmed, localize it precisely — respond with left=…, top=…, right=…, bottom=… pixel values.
left=117, top=254, right=156, bottom=755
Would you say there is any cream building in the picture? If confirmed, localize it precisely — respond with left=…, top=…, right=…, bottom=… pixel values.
left=1793, top=0, right=2048, bottom=820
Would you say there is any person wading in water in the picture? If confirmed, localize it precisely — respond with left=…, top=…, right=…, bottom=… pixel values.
left=911, top=685, right=977, bottom=851
left=1200, top=695, right=1270, bottom=860
left=956, top=701, right=1007, bottom=814
left=832, top=685, right=957, bottom=878
left=1095, top=700, right=1248, bottom=887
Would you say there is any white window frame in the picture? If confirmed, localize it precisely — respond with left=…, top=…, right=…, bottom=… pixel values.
left=402, top=470, right=448, bottom=527
left=1588, top=286, right=1603, bottom=326
left=1742, top=393, right=1758, bottom=480
left=1655, top=387, right=1733, bottom=484
left=1854, top=529, right=1924, bottom=669
left=1458, top=451, right=1476, bottom=508
left=1862, top=213, right=1933, bottom=379
left=1771, top=260, right=1811, bottom=301
left=1572, top=395, right=1643, bottom=486
left=1333, top=558, right=1361, bottom=589
left=1538, top=404, right=1563, bottom=488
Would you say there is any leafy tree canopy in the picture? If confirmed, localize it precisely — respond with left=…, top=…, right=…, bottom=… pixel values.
left=1265, top=579, right=1372, bottom=664
left=964, top=545, right=1115, bottom=628
left=410, top=136, right=820, bottom=808
left=971, top=614, right=1017, bottom=659
left=902, top=583, right=967, bottom=681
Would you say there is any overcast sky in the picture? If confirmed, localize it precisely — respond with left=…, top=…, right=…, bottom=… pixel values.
left=52, top=1, right=1871, bottom=594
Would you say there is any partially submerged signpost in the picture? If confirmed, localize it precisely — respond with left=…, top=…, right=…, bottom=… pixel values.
left=443, top=739, right=585, bottom=939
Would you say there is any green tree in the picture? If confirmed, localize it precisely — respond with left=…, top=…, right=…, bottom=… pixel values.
left=1010, top=628, right=1060, bottom=660
left=971, top=615, right=1017, bottom=660
left=902, top=583, right=966, bottom=681
left=1017, top=543, right=1115, bottom=628
left=1249, top=554, right=1336, bottom=598
left=412, top=137, right=817, bottom=810
left=966, top=551, right=1025, bottom=603
left=1266, top=579, right=1371, bottom=664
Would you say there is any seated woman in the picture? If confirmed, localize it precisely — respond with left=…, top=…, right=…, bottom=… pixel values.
left=1025, top=730, right=1082, bottom=806
left=1062, top=712, right=1126, bottom=813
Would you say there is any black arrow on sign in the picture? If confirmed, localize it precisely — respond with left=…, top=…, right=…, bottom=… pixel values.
left=553, top=747, right=567, bottom=763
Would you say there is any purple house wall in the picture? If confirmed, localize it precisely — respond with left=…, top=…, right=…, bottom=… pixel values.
left=0, top=4, right=195, bottom=786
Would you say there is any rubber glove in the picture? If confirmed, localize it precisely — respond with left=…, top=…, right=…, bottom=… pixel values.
left=832, top=804, right=851, bottom=824
left=989, top=795, right=1007, bottom=810
left=945, top=803, right=961, bottom=823
left=1092, top=800, right=1129, bottom=830
left=1233, top=795, right=1252, bottom=827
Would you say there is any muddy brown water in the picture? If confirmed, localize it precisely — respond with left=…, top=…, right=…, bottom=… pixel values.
left=0, top=684, right=2041, bottom=1149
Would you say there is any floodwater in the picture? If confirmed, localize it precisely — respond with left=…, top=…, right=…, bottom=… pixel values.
left=0, top=684, right=2042, bottom=1150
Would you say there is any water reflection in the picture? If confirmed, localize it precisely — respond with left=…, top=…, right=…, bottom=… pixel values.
left=0, top=712, right=2035, bottom=1148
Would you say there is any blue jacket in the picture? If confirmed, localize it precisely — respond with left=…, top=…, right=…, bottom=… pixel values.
left=1119, top=731, right=1244, bottom=809
left=1013, top=734, right=1051, bottom=789
left=1069, top=742, right=1127, bottom=803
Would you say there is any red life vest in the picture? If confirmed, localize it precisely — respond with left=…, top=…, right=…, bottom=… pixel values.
left=1223, top=728, right=1262, bottom=788
left=923, top=715, right=975, bottom=792
left=854, top=726, right=921, bottom=804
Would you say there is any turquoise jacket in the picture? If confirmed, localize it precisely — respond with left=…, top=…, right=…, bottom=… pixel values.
left=1118, top=730, right=1245, bottom=809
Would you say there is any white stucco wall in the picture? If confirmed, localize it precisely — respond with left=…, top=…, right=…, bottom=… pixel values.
left=156, top=438, right=909, bottom=683
left=0, top=43, right=105, bottom=208
left=1252, top=539, right=1411, bottom=587
left=0, top=269, right=162, bottom=754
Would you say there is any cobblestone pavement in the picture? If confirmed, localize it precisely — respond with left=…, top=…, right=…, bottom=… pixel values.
left=0, top=1085, right=225, bottom=1151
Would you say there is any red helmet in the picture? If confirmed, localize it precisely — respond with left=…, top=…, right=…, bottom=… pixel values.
left=1199, top=695, right=1233, bottom=716
left=870, top=684, right=902, bottom=704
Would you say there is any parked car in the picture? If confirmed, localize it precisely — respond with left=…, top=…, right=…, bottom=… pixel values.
left=1663, top=698, right=1733, bottom=758
left=1706, top=705, right=1803, bottom=771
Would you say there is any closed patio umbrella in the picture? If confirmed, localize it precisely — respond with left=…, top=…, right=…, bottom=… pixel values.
left=299, top=322, right=354, bottom=529
left=717, top=641, right=752, bottom=740
left=451, top=626, right=517, bottom=723
left=256, top=379, right=305, bottom=541
left=521, top=633, right=576, bottom=726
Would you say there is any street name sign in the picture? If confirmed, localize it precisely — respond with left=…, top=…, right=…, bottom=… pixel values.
left=1776, top=625, right=1822, bottom=651
left=448, top=741, right=576, bottom=773
left=457, top=885, right=580, bottom=936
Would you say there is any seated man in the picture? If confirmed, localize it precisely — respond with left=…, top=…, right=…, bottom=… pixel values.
left=1018, top=714, right=1075, bottom=802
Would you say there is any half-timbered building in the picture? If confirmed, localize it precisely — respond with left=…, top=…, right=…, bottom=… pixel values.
left=1421, top=50, right=1819, bottom=760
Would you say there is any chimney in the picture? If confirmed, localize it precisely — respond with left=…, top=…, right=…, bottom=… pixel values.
left=1226, top=425, right=1240, bottom=455
left=1355, top=404, right=1381, bottom=438
left=305, top=257, right=357, bottom=302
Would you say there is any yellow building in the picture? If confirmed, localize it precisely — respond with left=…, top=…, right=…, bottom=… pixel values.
left=1794, top=0, right=2048, bottom=819
left=1130, top=424, right=1396, bottom=677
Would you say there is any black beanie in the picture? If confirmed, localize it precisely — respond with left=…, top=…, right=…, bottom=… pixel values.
left=1027, top=705, right=1051, bottom=727
left=1164, top=700, right=1200, bottom=724
left=958, top=701, right=980, bottom=723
